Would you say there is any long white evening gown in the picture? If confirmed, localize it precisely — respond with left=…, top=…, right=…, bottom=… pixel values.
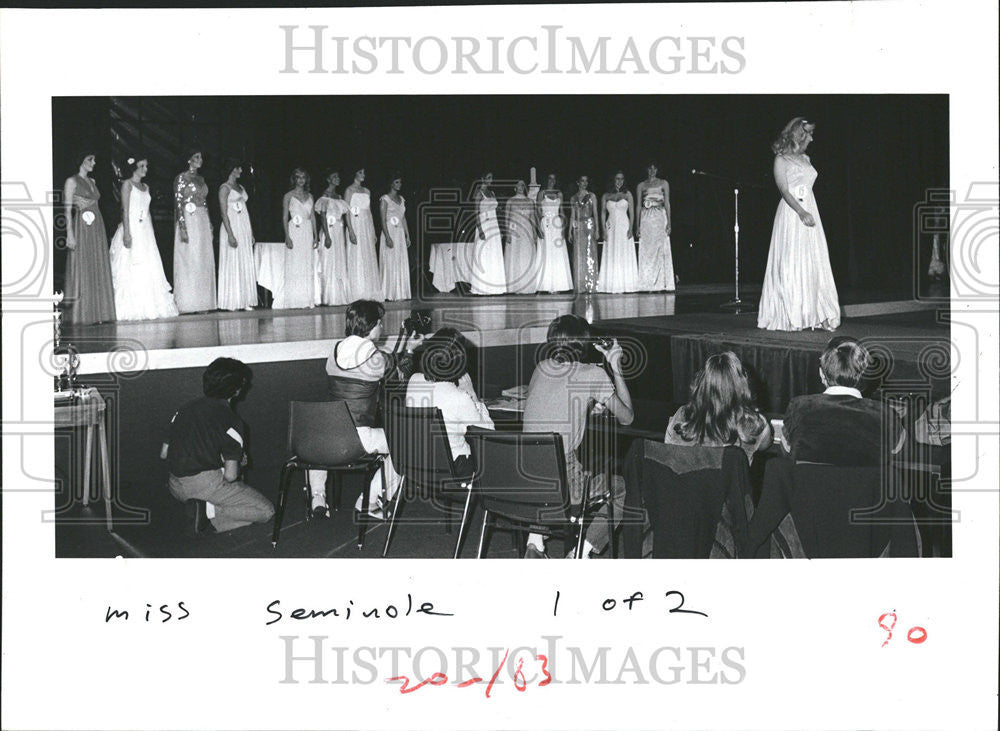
left=504, top=195, right=538, bottom=294
left=597, top=198, right=639, bottom=293
left=109, top=183, right=179, bottom=320
left=314, top=196, right=351, bottom=306
left=345, top=191, right=383, bottom=301
left=757, top=155, right=840, bottom=331
left=276, top=195, right=316, bottom=309
left=379, top=194, right=412, bottom=301
left=217, top=186, right=258, bottom=310
left=535, top=194, right=573, bottom=292
left=469, top=194, right=507, bottom=295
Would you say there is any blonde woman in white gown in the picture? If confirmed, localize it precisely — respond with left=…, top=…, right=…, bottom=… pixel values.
left=109, top=156, right=179, bottom=320
left=636, top=163, right=675, bottom=292
left=217, top=159, right=258, bottom=311
left=597, top=171, right=639, bottom=293
left=344, top=168, right=383, bottom=301
left=758, top=117, right=840, bottom=331
left=379, top=172, right=412, bottom=301
left=504, top=179, right=538, bottom=293
left=535, top=173, right=573, bottom=293
left=277, top=167, right=317, bottom=309
left=313, top=170, right=351, bottom=306
left=470, top=172, right=507, bottom=295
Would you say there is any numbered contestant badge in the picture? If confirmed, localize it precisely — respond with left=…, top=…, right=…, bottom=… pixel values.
left=184, top=201, right=196, bottom=214
left=81, top=210, right=96, bottom=226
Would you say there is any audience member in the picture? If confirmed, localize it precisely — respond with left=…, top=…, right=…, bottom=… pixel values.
left=783, top=336, right=905, bottom=465
left=521, top=315, right=633, bottom=558
left=664, top=351, right=772, bottom=465
left=161, top=357, right=274, bottom=533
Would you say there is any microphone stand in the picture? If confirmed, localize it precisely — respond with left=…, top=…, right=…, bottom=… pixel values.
left=691, top=169, right=757, bottom=315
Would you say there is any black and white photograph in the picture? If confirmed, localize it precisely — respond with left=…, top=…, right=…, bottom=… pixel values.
left=2, top=4, right=997, bottom=730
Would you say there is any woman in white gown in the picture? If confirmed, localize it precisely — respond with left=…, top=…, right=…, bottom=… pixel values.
left=109, top=156, right=179, bottom=320
left=277, top=167, right=317, bottom=309
left=344, top=168, right=383, bottom=301
left=504, top=179, right=538, bottom=293
left=535, top=173, right=573, bottom=293
left=173, top=150, right=217, bottom=313
left=313, top=169, right=351, bottom=306
left=758, top=117, right=840, bottom=331
left=597, top=171, right=639, bottom=293
left=217, top=158, right=258, bottom=311
left=470, top=172, right=507, bottom=295
left=379, top=172, right=412, bottom=301
left=636, top=162, right=675, bottom=292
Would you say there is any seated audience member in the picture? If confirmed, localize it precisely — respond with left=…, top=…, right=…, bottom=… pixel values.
left=307, top=299, right=419, bottom=518
left=405, top=327, right=495, bottom=478
left=521, top=315, right=633, bottom=558
left=161, top=357, right=274, bottom=533
left=664, top=351, right=772, bottom=465
left=783, top=336, right=905, bottom=465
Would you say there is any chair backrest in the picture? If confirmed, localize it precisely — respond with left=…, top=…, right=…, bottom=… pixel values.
left=630, top=441, right=751, bottom=559
left=287, top=400, right=368, bottom=465
left=385, top=403, right=457, bottom=489
left=466, top=427, right=574, bottom=525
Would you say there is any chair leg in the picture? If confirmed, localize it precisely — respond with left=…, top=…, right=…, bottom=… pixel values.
left=382, top=476, right=407, bottom=558
left=476, top=510, right=491, bottom=558
left=331, top=472, right=341, bottom=511
left=574, top=520, right=586, bottom=559
left=272, top=464, right=295, bottom=547
left=453, top=492, right=474, bottom=559
left=606, top=467, right=617, bottom=559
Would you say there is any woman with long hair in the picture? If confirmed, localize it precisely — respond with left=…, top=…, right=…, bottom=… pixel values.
left=757, top=116, right=840, bottom=331
left=569, top=174, right=600, bottom=293
left=173, top=149, right=217, bottom=313
left=534, top=172, right=573, bottom=293
left=635, top=161, right=675, bottom=292
left=504, top=179, right=538, bottom=293
left=277, top=167, right=317, bottom=309
left=216, top=158, right=258, bottom=311
left=314, top=169, right=351, bottom=305
left=664, top=351, right=772, bottom=464
left=344, top=167, right=383, bottom=301
left=378, top=170, right=412, bottom=301
left=62, top=150, right=116, bottom=324
left=597, top=170, right=639, bottom=293
left=469, top=171, right=507, bottom=295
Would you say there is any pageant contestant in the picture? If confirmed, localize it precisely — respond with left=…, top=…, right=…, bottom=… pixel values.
left=173, top=150, right=217, bottom=313
left=470, top=172, right=507, bottom=295
left=108, top=156, right=179, bottom=320
left=597, top=170, right=639, bottom=293
left=344, top=168, right=383, bottom=301
left=279, top=167, right=317, bottom=309
left=378, top=171, right=412, bottom=301
left=62, top=151, right=115, bottom=324
left=635, top=162, right=675, bottom=292
left=504, top=179, right=539, bottom=293
left=758, top=117, right=840, bottom=331
left=569, top=174, right=600, bottom=293
left=314, top=169, right=351, bottom=305
left=535, top=173, right=573, bottom=293
left=216, top=158, right=258, bottom=311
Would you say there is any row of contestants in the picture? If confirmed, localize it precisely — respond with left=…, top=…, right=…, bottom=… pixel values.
left=470, top=165, right=675, bottom=296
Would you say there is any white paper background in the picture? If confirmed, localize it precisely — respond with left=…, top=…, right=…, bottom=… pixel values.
left=2, top=3, right=998, bottom=729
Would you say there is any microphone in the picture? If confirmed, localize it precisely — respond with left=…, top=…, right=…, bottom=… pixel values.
left=691, top=169, right=706, bottom=175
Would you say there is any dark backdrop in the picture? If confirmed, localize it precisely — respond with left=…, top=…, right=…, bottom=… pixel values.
left=52, top=94, right=947, bottom=292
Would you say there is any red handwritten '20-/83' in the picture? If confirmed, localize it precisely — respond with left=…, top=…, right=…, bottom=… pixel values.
left=878, top=612, right=928, bottom=647
left=387, top=649, right=552, bottom=697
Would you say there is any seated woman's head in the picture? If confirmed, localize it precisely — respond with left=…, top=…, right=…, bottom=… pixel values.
left=819, top=336, right=870, bottom=389
left=345, top=299, right=385, bottom=339
left=203, top=357, right=252, bottom=401
left=543, top=314, right=592, bottom=364
left=676, top=351, right=763, bottom=446
left=418, top=327, right=469, bottom=385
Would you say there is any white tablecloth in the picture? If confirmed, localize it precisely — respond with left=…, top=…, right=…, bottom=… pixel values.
left=254, top=242, right=285, bottom=301
left=428, top=242, right=476, bottom=292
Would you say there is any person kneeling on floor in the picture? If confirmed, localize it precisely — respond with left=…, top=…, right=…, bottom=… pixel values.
left=161, top=357, right=274, bottom=533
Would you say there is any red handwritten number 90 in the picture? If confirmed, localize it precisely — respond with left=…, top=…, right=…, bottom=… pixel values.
left=878, top=612, right=927, bottom=647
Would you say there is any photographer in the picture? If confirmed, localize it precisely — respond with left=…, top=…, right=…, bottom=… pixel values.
left=307, top=300, right=423, bottom=518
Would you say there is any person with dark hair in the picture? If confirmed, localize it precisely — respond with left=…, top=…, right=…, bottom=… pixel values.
left=109, top=156, right=179, bottom=320
left=217, top=158, right=258, bottom=311
left=379, top=172, right=412, bottom=301
left=597, top=170, right=639, bottom=293
left=534, top=173, right=573, bottom=293
left=782, top=336, right=905, bottom=465
left=314, top=169, right=351, bottom=305
left=635, top=161, right=675, bottom=292
left=344, top=168, right=383, bottom=301
left=569, top=174, right=599, bottom=293
left=664, top=352, right=772, bottom=464
left=405, top=327, right=494, bottom=474
left=278, top=167, right=317, bottom=309
left=160, top=358, right=273, bottom=533
left=504, top=179, right=538, bottom=293
left=758, top=117, right=840, bottom=331
left=62, top=150, right=116, bottom=324
left=521, top=314, right=633, bottom=558
left=306, top=299, right=420, bottom=518
left=173, top=150, right=217, bottom=313
left=470, top=172, right=507, bottom=295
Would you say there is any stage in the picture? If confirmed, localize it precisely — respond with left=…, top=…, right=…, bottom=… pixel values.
left=55, top=284, right=950, bottom=558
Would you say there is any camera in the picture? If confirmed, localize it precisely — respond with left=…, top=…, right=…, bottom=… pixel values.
left=403, top=309, right=433, bottom=337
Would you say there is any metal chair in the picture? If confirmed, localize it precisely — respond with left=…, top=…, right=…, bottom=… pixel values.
left=271, top=400, right=386, bottom=550
left=466, top=427, right=614, bottom=558
left=382, top=404, right=475, bottom=558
